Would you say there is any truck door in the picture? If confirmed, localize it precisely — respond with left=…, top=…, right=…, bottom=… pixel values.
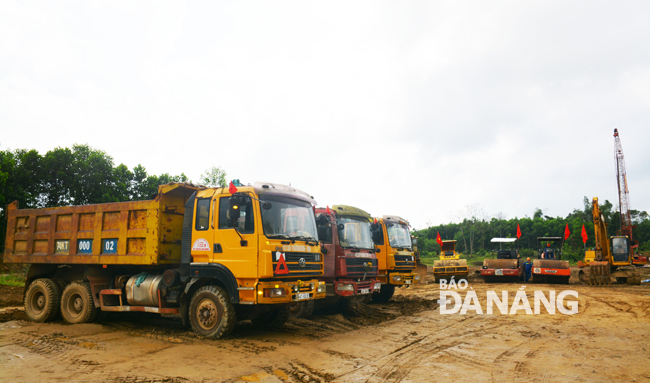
left=213, top=194, right=258, bottom=278
left=316, top=213, right=336, bottom=277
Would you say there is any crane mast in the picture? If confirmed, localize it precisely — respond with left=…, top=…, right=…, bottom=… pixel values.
left=613, top=128, right=637, bottom=250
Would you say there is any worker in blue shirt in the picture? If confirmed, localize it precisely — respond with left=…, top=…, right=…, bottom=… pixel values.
left=542, top=243, right=555, bottom=259
left=523, top=257, right=533, bottom=282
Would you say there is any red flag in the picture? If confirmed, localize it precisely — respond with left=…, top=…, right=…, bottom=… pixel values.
left=326, top=205, right=331, bottom=214
left=228, top=181, right=238, bottom=194
left=374, top=217, right=377, bottom=224
left=516, top=223, right=522, bottom=239
left=564, top=223, right=571, bottom=240
left=436, top=231, right=443, bottom=248
left=581, top=224, right=588, bottom=244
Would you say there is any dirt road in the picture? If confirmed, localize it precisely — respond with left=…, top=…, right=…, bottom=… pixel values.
left=1, top=270, right=649, bottom=383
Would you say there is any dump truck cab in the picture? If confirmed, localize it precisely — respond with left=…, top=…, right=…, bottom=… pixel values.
left=183, top=182, right=326, bottom=305
left=533, top=237, right=570, bottom=284
left=307, top=205, right=380, bottom=312
left=481, top=238, right=522, bottom=282
left=371, top=215, right=419, bottom=302
left=432, top=240, right=468, bottom=282
left=5, top=181, right=326, bottom=339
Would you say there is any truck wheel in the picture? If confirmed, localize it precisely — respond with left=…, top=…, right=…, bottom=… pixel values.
left=252, top=306, right=290, bottom=329
left=371, top=284, right=395, bottom=303
left=189, top=285, right=236, bottom=338
left=61, top=281, right=98, bottom=324
left=288, top=300, right=315, bottom=319
left=25, top=278, right=61, bottom=322
left=53, top=278, right=68, bottom=293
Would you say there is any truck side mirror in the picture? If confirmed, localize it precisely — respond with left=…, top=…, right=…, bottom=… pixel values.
left=228, top=195, right=246, bottom=222
left=316, top=214, right=330, bottom=227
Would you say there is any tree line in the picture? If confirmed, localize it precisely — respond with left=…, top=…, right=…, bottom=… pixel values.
left=0, top=144, right=226, bottom=254
left=413, top=199, right=650, bottom=262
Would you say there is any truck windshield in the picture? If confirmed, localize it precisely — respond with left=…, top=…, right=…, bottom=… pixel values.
left=387, top=223, right=412, bottom=249
left=337, top=216, right=373, bottom=249
left=260, top=195, right=318, bottom=241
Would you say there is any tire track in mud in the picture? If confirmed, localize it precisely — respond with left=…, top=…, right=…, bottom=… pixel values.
left=490, top=342, right=557, bottom=383
left=3, top=330, right=108, bottom=377
left=334, top=315, right=495, bottom=383
left=579, top=291, right=648, bottom=320
left=275, top=361, right=336, bottom=383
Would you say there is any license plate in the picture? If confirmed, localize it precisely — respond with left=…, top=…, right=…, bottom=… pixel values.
left=404, top=280, right=412, bottom=284
left=495, top=269, right=503, bottom=276
left=295, top=292, right=310, bottom=301
left=360, top=288, right=370, bottom=294
left=546, top=270, right=557, bottom=273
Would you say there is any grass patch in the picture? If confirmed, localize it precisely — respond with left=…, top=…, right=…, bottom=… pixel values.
left=0, top=274, right=26, bottom=287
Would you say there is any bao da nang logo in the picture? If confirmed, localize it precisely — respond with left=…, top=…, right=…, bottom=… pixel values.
left=437, top=278, right=579, bottom=315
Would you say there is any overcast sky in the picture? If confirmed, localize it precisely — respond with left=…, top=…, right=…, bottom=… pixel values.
left=1, top=1, right=648, bottom=230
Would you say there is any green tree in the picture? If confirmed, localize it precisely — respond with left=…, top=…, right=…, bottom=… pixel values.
left=200, top=166, right=227, bottom=187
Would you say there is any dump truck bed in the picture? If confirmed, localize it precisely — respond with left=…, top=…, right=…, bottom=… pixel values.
left=3, top=183, right=199, bottom=266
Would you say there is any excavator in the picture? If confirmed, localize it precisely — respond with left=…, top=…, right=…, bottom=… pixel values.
left=578, top=197, right=640, bottom=285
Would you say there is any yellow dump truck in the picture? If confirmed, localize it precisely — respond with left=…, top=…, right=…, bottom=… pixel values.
left=432, top=240, right=468, bottom=282
left=371, top=215, right=419, bottom=302
left=4, top=182, right=326, bottom=338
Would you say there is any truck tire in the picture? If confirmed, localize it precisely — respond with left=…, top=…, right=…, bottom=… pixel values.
left=189, top=285, right=236, bottom=338
left=371, top=284, right=395, bottom=303
left=53, top=278, right=68, bottom=293
left=252, top=306, right=290, bottom=329
left=25, top=278, right=61, bottom=323
left=60, top=281, right=98, bottom=324
left=288, top=300, right=315, bottom=319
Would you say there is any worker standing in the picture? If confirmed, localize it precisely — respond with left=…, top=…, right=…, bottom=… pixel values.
left=524, top=257, right=533, bottom=282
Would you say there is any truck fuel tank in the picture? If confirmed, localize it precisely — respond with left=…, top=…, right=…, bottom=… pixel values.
left=126, top=274, right=164, bottom=307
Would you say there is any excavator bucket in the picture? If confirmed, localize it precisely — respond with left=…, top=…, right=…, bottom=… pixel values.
left=585, top=261, right=611, bottom=285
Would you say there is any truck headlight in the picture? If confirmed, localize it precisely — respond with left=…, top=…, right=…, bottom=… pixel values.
left=336, top=283, right=354, bottom=291
left=374, top=282, right=381, bottom=290
left=317, top=281, right=326, bottom=293
left=263, top=288, right=286, bottom=298
left=413, top=274, right=420, bottom=281
left=392, top=275, right=402, bottom=282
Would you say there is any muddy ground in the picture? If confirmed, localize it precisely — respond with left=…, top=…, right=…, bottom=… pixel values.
left=1, top=267, right=649, bottom=383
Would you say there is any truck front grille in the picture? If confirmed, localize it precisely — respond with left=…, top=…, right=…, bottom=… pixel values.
left=344, top=258, right=378, bottom=277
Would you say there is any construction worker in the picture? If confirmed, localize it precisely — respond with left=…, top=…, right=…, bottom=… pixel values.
left=542, top=243, right=555, bottom=259
left=524, top=257, right=533, bottom=282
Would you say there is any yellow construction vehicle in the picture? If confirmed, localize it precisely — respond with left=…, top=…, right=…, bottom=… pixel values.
left=371, top=216, right=420, bottom=302
left=432, top=240, right=468, bottom=282
left=578, top=197, right=640, bottom=285
left=5, top=181, right=326, bottom=338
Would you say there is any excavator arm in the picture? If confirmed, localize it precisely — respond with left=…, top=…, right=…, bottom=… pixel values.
left=591, top=197, right=610, bottom=263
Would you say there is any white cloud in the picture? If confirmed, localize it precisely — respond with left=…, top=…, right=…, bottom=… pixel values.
left=1, top=0, right=648, bottom=229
